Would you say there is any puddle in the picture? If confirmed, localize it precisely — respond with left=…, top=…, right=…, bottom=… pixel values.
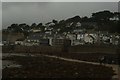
left=2, top=60, right=22, bottom=69
left=2, top=53, right=35, bottom=58
left=2, top=53, right=34, bottom=69
left=2, top=53, right=41, bottom=70
left=6, top=64, right=21, bottom=68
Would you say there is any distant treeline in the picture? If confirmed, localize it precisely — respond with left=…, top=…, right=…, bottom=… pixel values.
left=3, top=10, right=120, bottom=36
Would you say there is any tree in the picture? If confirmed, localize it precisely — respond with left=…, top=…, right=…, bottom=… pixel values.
left=59, top=20, right=65, bottom=24
left=92, top=10, right=113, bottom=22
left=37, top=23, right=43, bottom=27
left=19, top=23, right=29, bottom=31
left=7, top=26, right=12, bottom=31
left=52, top=19, right=58, bottom=24
left=37, top=23, right=44, bottom=32
left=113, top=12, right=120, bottom=20
left=19, top=23, right=27, bottom=27
left=10, top=24, right=19, bottom=30
left=37, top=23, right=43, bottom=30
left=31, top=23, right=37, bottom=28
left=81, top=16, right=89, bottom=22
left=9, top=24, right=23, bottom=32
left=66, top=15, right=81, bottom=23
left=40, top=25, right=45, bottom=32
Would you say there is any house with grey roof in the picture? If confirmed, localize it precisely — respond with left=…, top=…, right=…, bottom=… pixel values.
left=15, top=38, right=25, bottom=45
left=25, top=32, right=50, bottom=46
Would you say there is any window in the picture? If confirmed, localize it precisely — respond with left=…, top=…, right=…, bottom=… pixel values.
left=28, top=40, right=30, bottom=42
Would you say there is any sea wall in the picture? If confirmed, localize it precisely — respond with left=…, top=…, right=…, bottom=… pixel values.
left=2, top=45, right=119, bottom=54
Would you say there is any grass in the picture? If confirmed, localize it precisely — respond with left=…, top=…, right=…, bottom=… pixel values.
left=31, top=52, right=119, bottom=65
left=2, top=55, right=115, bottom=79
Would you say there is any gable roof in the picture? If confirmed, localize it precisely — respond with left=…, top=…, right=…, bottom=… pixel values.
left=27, top=32, right=44, bottom=40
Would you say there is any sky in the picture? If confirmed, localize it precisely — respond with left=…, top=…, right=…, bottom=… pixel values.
left=1, top=0, right=120, bottom=2
left=2, top=2, right=118, bottom=29
left=118, top=1, right=120, bottom=12
left=0, top=2, right=2, bottom=30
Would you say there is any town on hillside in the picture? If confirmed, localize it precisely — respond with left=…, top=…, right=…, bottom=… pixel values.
left=2, top=10, right=120, bottom=47
left=2, top=8, right=120, bottom=79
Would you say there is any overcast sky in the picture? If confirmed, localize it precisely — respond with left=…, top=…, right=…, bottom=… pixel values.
left=1, top=0, right=120, bottom=2
left=2, top=2, right=118, bottom=29
left=0, top=2, right=2, bottom=30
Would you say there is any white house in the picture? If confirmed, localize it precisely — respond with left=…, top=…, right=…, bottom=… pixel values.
left=110, top=35, right=120, bottom=45
left=76, top=34, right=84, bottom=40
left=45, top=30, right=52, bottom=35
left=73, top=29, right=85, bottom=34
left=31, top=29, right=41, bottom=33
left=15, top=41, right=24, bottom=45
left=76, top=22, right=81, bottom=27
left=15, top=38, right=25, bottom=45
left=109, top=17, right=119, bottom=21
left=0, top=41, right=3, bottom=46
left=24, top=42, right=39, bottom=46
left=45, top=22, right=55, bottom=27
left=84, top=34, right=95, bottom=44
left=102, top=35, right=111, bottom=44
left=66, top=34, right=76, bottom=40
